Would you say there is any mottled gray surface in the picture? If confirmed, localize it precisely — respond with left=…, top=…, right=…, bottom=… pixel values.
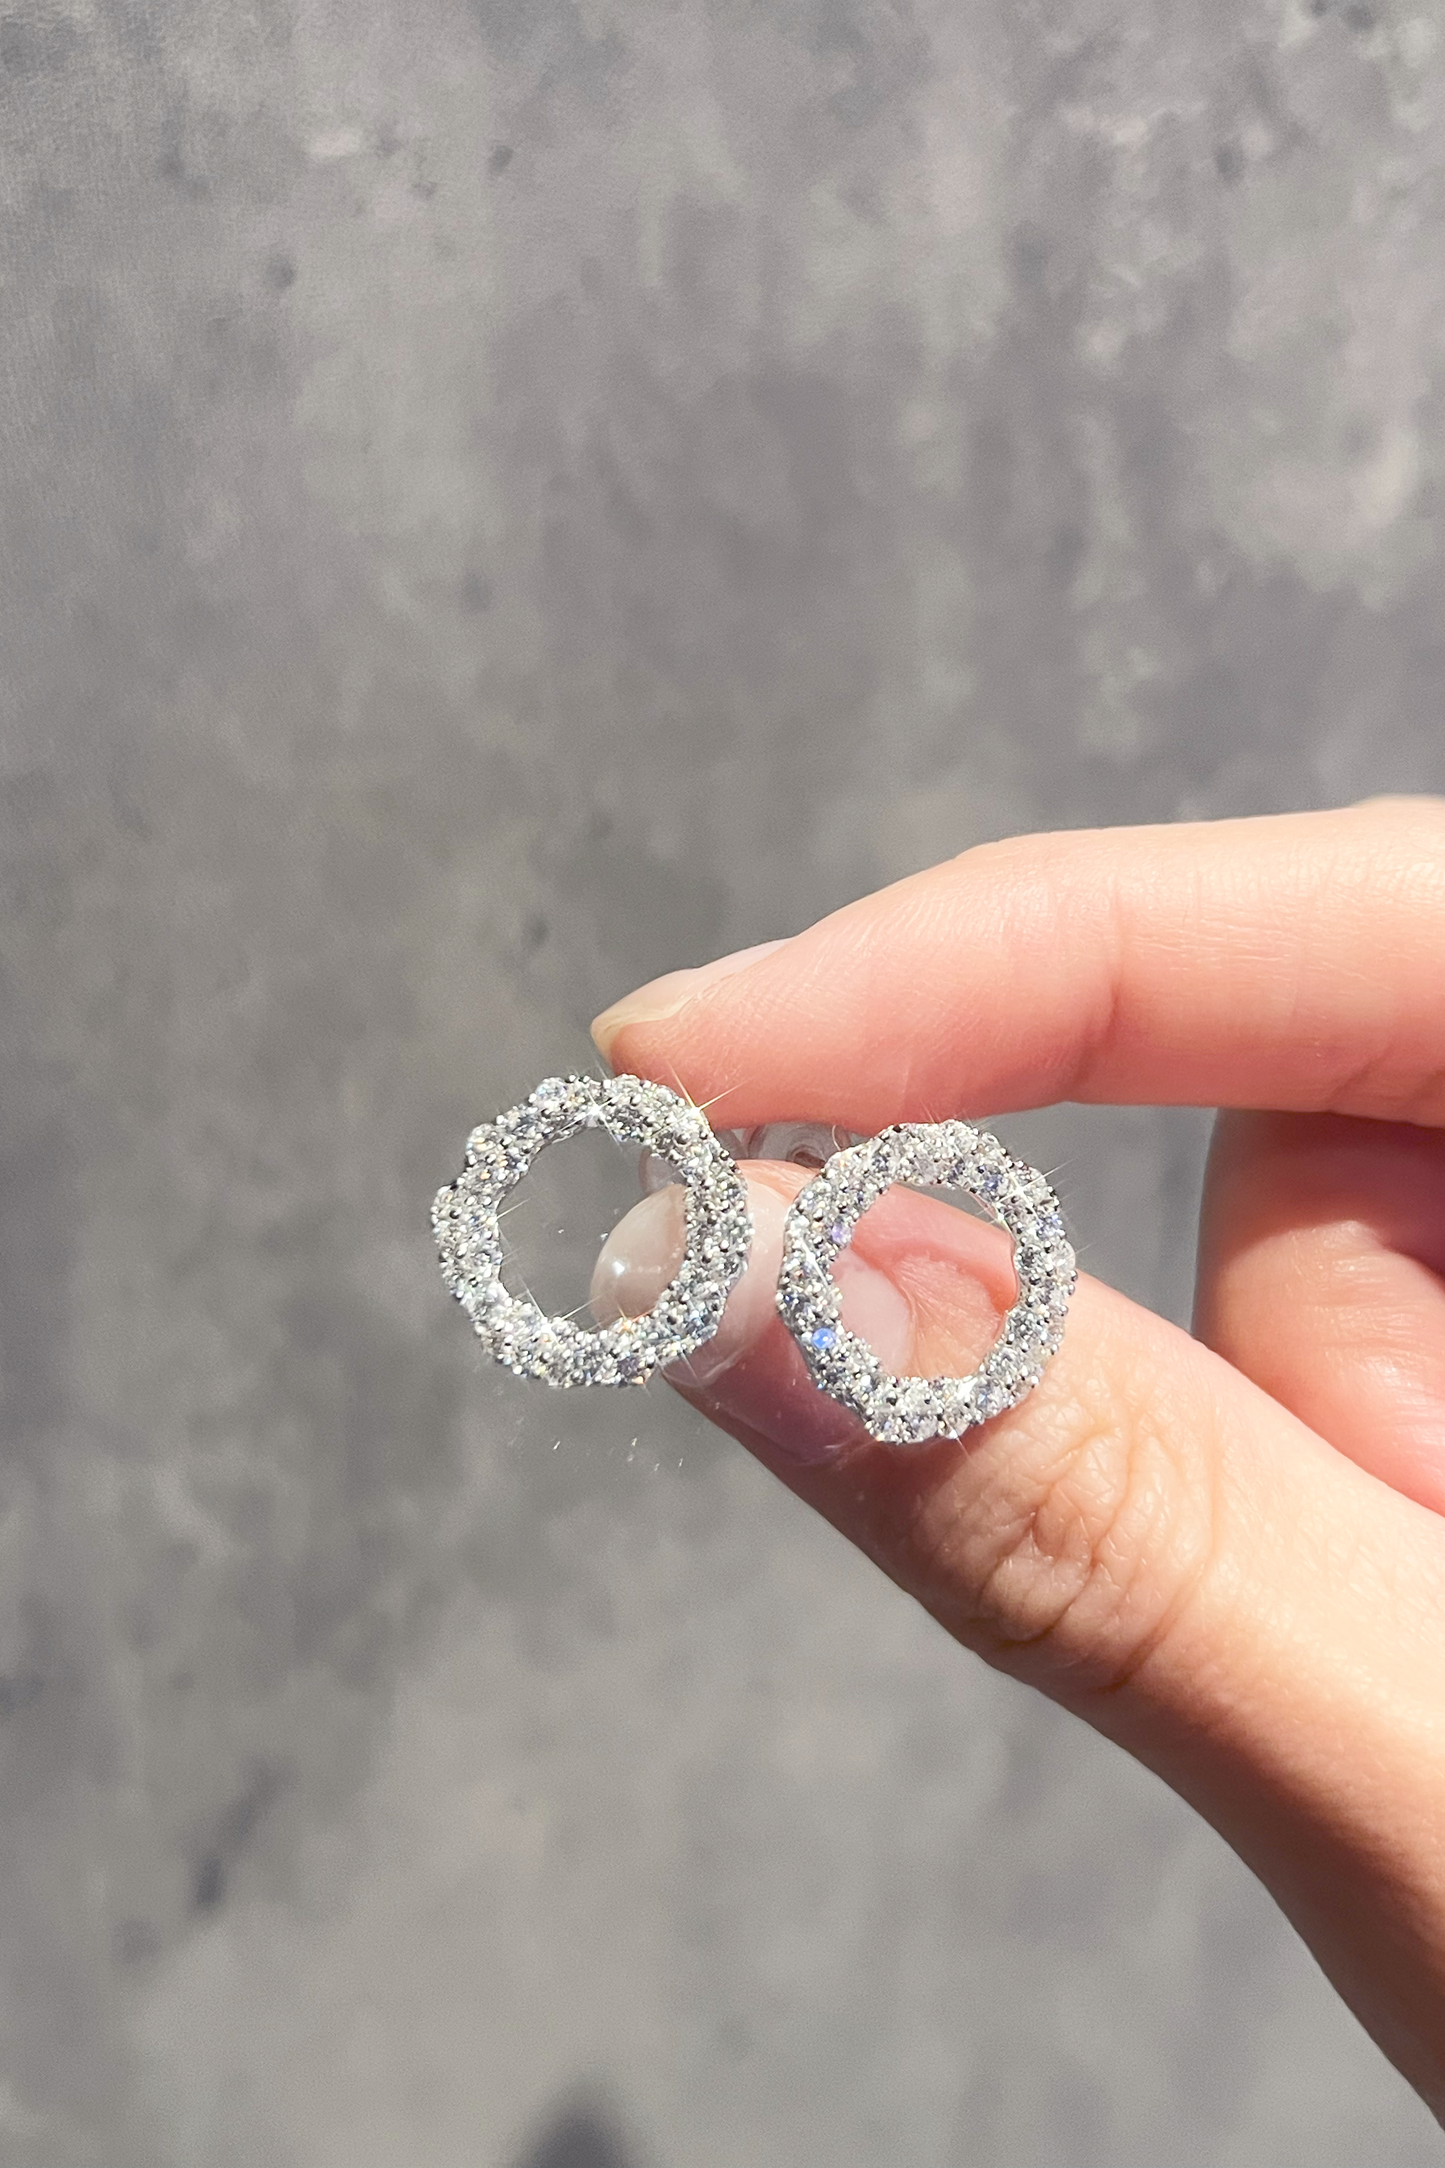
left=1, top=0, right=1444, bottom=2162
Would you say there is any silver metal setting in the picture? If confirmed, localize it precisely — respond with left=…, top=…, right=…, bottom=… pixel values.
left=433, top=1074, right=751, bottom=1388
left=776, top=1121, right=1076, bottom=1445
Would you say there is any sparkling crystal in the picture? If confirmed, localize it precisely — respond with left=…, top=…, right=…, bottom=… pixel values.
left=776, top=1121, right=1072, bottom=1448
left=432, top=1074, right=752, bottom=1390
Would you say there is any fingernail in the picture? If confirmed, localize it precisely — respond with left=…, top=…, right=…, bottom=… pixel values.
left=590, top=938, right=790, bottom=1064
left=590, top=1185, right=688, bottom=1327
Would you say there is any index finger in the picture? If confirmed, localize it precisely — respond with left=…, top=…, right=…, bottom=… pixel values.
left=591, top=800, right=1445, bottom=1132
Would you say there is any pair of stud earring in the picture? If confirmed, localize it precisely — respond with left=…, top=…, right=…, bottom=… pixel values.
left=432, top=1074, right=1076, bottom=1448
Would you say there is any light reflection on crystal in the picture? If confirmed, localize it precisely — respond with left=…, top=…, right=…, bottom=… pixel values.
left=775, top=1120, right=1075, bottom=1447
left=434, top=1075, right=752, bottom=1389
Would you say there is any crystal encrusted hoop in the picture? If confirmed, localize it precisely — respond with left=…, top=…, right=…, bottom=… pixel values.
left=777, top=1121, right=1076, bottom=1445
left=433, top=1074, right=751, bottom=1388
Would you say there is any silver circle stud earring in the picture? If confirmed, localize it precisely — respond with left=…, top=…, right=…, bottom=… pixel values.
left=433, top=1073, right=752, bottom=1387
left=776, top=1120, right=1076, bottom=1445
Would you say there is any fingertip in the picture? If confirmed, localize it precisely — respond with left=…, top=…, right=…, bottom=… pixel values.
left=592, top=1168, right=1026, bottom=1469
left=590, top=938, right=793, bottom=1066
left=590, top=1162, right=896, bottom=1460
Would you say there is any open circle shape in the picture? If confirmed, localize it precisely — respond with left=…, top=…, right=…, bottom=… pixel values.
left=776, top=1120, right=1076, bottom=1445
left=433, top=1074, right=751, bottom=1388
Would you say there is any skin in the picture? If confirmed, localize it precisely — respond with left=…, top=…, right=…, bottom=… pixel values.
left=587, top=797, right=1445, bottom=2121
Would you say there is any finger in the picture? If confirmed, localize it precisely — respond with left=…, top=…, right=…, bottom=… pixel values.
left=592, top=1168, right=1445, bottom=2115
left=1194, top=1111, right=1445, bottom=1515
left=590, top=799, right=1445, bottom=1131
left=593, top=1165, right=1017, bottom=1465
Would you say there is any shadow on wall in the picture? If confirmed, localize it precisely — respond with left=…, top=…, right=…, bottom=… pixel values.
left=512, top=2094, right=645, bottom=2168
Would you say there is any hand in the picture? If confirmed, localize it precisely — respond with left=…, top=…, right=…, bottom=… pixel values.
left=587, top=798, right=1445, bottom=2120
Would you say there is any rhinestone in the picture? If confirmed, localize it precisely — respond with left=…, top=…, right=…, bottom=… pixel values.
left=776, top=1122, right=1073, bottom=1448
left=432, top=1074, right=751, bottom=1389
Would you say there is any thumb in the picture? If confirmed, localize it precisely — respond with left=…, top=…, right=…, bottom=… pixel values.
left=592, top=1162, right=1445, bottom=2115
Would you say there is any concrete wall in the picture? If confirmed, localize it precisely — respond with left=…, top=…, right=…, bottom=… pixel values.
left=1, top=2, right=1442, bottom=2161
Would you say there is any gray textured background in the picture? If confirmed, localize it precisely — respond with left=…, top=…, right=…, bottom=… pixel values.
left=2, top=1, right=1444, bottom=2162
